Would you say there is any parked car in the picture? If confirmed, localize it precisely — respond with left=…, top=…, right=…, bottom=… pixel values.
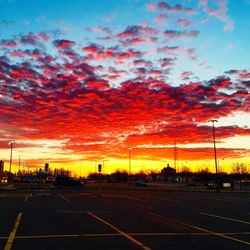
left=53, top=176, right=84, bottom=187
left=12, top=177, right=20, bottom=183
left=46, top=176, right=55, bottom=183
left=135, top=180, right=148, bottom=187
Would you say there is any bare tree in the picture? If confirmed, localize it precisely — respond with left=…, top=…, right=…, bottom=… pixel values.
left=231, top=163, right=249, bottom=174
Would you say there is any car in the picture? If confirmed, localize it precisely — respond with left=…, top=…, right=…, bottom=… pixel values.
left=135, top=180, right=148, bottom=187
left=12, top=177, right=20, bottom=183
left=1, top=177, right=8, bottom=183
left=46, top=176, right=55, bottom=183
left=53, top=176, right=84, bottom=187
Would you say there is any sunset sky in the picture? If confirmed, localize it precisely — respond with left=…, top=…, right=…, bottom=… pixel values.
left=0, top=0, right=249, bottom=176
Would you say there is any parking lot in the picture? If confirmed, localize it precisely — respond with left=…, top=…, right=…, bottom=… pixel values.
left=0, top=185, right=249, bottom=249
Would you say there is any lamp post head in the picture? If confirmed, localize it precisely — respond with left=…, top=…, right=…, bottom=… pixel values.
left=8, top=140, right=15, bottom=146
left=210, top=119, right=218, bottom=123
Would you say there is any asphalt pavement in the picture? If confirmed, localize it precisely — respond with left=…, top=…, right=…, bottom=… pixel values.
left=0, top=185, right=249, bottom=249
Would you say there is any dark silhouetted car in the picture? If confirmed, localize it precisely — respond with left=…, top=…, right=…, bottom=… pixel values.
left=54, top=176, right=84, bottom=187
left=135, top=180, right=148, bottom=187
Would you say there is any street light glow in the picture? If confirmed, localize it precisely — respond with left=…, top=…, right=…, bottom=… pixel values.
left=9, top=139, right=15, bottom=145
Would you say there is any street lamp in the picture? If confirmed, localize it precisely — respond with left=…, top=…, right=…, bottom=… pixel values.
left=128, top=148, right=132, bottom=175
left=210, top=120, right=219, bottom=191
left=8, top=139, right=15, bottom=182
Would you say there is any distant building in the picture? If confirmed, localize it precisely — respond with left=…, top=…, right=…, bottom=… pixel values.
left=161, top=164, right=176, bottom=175
left=161, top=164, right=176, bottom=181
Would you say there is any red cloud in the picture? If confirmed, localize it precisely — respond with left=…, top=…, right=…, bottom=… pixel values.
left=0, top=22, right=249, bottom=166
left=0, top=39, right=17, bottom=48
left=53, top=39, right=75, bottom=49
left=116, top=25, right=158, bottom=38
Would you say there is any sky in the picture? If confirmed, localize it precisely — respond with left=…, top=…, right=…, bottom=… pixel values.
left=0, top=0, right=250, bottom=176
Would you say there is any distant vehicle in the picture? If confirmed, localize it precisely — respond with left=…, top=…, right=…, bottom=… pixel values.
left=1, top=177, right=8, bottom=183
left=46, top=176, right=55, bottom=183
left=135, top=180, right=148, bottom=187
left=53, top=176, right=84, bottom=187
left=12, top=177, right=20, bottom=183
left=19, top=176, right=33, bottom=183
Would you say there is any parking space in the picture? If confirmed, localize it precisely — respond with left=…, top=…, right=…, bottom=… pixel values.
left=0, top=188, right=249, bottom=249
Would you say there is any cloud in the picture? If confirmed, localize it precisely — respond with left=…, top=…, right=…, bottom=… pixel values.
left=145, top=3, right=157, bottom=12
left=199, top=0, right=234, bottom=31
left=180, top=71, right=193, bottom=80
left=159, top=57, right=176, bottom=68
left=0, top=4, right=248, bottom=166
left=0, top=39, right=17, bottom=48
left=176, top=18, right=193, bottom=27
left=163, top=30, right=199, bottom=40
left=53, top=39, right=75, bottom=49
left=116, top=25, right=158, bottom=38
left=155, top=14, right=168, bottom=25
left=157, top=46, right=197, bottom=60
left=225, top=69, right=250, bottom=79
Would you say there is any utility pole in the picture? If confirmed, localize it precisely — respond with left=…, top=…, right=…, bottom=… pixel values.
left=18, top=155, right=21, bottom=173
left=8, top=140, right=15, bottom=183
left=210, top=120, right=219, bottom=192
left=174, top=141, right=178, bottom=172
left=128, top=148, right=132, bottom=175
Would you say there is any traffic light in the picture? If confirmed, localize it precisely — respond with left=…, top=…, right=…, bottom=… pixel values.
left=98, top=164, right=102, bottom=173
left=45, top=163, right=49, bottom=172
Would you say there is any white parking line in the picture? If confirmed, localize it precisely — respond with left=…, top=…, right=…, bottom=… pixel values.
left=200, top=212, right=250, bottom=225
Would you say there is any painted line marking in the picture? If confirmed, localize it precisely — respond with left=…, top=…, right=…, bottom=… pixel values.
left=181, top=222, right=250, bottom=246
left=146, top=195, right=181, bottom=203
left=178, top=196, right=201, bottom=202
left=148, top=212, right=250, bottom=246
left=0, top=232, right=250, bottom=240
left=87, top=211, right=152, bottom=250
left=24, top=194, right=30, bottom=202
left=102, top=194, right=146, bottom=202
left=116, top=195, right=146, bottom=202
left=197, top=197, right=238, bottom=203
left=179, top=196, right=237, bottom=203
left=4, top=212, right=23, bottom=250
left=200, top=212, right=250, bottom=225
left=58, top=194, right=70, bottom=202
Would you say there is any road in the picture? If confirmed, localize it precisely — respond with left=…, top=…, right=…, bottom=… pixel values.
left=0, top=185, right=249, bottom=249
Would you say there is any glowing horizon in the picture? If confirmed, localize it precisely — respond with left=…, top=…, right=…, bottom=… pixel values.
left=0, top=0, right=250, bottom=176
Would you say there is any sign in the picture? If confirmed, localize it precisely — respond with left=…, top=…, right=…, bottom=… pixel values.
left=223, top=182, right=231, bottom=188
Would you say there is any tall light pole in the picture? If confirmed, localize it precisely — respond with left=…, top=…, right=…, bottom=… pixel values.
left=8, top=140, right=15, bottom=182
left=210, top=120, right=219, bottom=191
left=128, top=148, right=132, bottom=175
left=18, top=155, right=21, bottom=173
